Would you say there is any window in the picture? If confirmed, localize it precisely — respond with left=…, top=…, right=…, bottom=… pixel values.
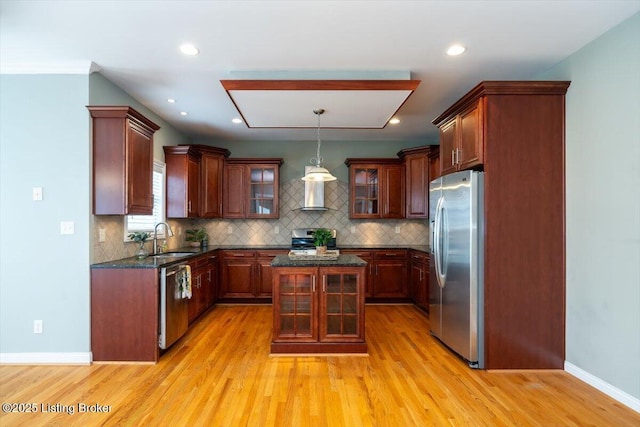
left=124, top=161, right=166, bottom=240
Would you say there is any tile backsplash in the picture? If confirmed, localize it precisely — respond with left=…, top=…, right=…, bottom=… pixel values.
left=92, top=179, right=429, bottom=263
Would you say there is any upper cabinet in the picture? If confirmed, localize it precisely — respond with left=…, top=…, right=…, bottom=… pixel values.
left=164, top=145, right=230, bottom=219
left=344, top=159, right=405, bottom=219
left=199, top=146, right=229, bottom=218
left=398, top=145, right=439, bottom=219
left=88, top=106, right=160, bottom=215
left=223, top=158, right=283, bottom=219
left=435, top=99, right=484, bottom=176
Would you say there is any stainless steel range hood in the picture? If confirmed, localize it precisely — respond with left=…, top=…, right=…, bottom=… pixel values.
left=301, top=166, right=328, bottom=211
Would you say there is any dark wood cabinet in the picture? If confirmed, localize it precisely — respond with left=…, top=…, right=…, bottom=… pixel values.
left=222, top=163, right=246, bottom=218
left=197, top=146, right=230, bottom=218
left=339, top=250, right=373, bottom=297
left=344, top=159, right=405, bottom=219
left=88, top=106, right=160, bottom=215
left=220, top=249, right=287, bottom=301
left=223, top=159, right=283, bottom=219
left=164, top=146, right=201, bottom=218
left=340, top=249, right=408, bottom=300
left=91, top=268, right=159, bottom=362
left=437, top=100, right=483, bottom=176
left=165, top=145, right=229, bottom=219
left=271, top=266, right=367, bottom=353
left=428, top=146, right=441, bottom=181
left=410, top=250, right=429, bottom=312
left=256, top=250, right=287, bottom=298
left=220, top=250, right=256, bottom=299
left=187, top=252, right=218, bottom=323
left=432, top=80, right=571, bottom=369
left=371, top=250, right=407, bottom=298
left=398, top=145, right=439, bottom=219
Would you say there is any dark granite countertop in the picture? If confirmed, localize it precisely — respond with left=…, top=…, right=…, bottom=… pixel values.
left=271, top=254, right=367, bottom=268
left=340, top=245, right=430, bottom=253
left=91, top=244, right=428, bottom=269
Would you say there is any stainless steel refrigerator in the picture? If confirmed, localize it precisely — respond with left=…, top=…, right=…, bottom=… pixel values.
left=429, top=170, right=484, bottom=368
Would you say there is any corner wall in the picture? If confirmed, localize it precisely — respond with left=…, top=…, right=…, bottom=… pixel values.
left=0, top=74, right=91, bottom=358
left=537, top=12, right=640, bottom=406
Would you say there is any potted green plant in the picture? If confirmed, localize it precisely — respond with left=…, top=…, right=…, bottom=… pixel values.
left=313, top=228, right=333, bottom=255
left=185, top=227, right=208, bottom=248
left=128, top=231, right=151, bottom=259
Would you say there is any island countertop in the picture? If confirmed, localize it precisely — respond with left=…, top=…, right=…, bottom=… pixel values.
left=271, top=254, right=367, bottom=268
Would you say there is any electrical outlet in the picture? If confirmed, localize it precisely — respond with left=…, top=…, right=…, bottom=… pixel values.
left=98, top=228, right=106, bottom=242
left=350, top=226, right=356, bottom=234
left=60, top=221, right=75, bottom=235
left=395, top=225, right=401, bottom=234
left=228, top=226, right=233, bottom=234
left=33, top=320, right=43, bottom=334
left=274, top=226, right=280, bottom=234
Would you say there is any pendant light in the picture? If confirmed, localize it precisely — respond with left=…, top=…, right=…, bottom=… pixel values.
left=302, top=108, right=337, bottom=182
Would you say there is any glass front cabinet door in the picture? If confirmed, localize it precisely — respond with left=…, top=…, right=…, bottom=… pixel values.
left=319, top=268, right=363, bottom=342
left=248, top=165, right=277, bottom=218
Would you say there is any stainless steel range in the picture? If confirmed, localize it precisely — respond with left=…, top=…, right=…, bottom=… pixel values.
left=291, top=228, right=337, bottom=249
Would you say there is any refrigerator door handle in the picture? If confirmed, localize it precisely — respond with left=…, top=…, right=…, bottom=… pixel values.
left=434, top=197, right=447, bottom=289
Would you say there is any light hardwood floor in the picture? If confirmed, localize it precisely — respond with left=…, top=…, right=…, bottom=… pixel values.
left=1, top=305, right=638, bottom=426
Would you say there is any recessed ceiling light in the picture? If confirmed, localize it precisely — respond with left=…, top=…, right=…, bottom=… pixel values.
left=179, top=43, right=199, bottom=56
left=180, top=111, right=188, bottom=116
left=447, top=44, right=466, bottom=56
left=167, top=98, right=176, bottom=103
left=389, top=117, right=400, bottom=125
left=232, top=118, right=243, bottom=124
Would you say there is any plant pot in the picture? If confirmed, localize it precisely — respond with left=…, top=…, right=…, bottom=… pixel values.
left=316, top=245, right=327, bottom=255
left=189, top=242, right=200, bottom=248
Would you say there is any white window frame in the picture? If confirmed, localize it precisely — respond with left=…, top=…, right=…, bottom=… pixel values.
left=124, top=160, right=167, bottom=241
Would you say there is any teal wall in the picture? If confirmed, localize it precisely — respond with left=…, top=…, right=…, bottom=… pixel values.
left=0, top=74, right=92, bottom=353
left=0, top=72, right=192, bottom=357
left=537, top=12, right=640, bottom=400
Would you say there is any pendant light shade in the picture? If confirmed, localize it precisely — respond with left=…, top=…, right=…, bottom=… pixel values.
left=302, top=109, right=337, bottom=182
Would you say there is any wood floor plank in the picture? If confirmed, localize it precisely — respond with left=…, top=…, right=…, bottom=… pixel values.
left=1, top=305, right=638, bottom=426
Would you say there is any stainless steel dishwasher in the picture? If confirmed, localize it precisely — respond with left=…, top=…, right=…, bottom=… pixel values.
left=159, top=262, right=189, bottom=349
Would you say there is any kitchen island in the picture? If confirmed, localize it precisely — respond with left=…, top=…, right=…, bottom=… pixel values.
left=270, top=254, right=368, bottom=354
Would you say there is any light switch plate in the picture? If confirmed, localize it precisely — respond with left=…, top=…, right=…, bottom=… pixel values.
left=274, top=226, right=280, bottom=234
left=98, top=228, right=106, bottom=242
left=60, top=221, right=75, bottom=235
left=32, top=187, right=43, bottom=201
left=395, top=225, right=401, bottom=234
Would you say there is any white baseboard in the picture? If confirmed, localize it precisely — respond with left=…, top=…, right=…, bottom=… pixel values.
left=0, top=352, right=92, bottom=365
left=565, top=361, right=640, bottom=413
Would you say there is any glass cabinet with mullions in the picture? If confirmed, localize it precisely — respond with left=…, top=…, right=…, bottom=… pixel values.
left=272, top=266, right=366, bottom=352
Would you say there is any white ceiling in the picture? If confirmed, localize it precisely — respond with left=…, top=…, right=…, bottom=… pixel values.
left=1, top=0, right=638, bottom=143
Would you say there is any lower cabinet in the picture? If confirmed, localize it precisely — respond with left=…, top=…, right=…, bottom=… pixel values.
left=91, top=268, right=159, bottom=362
left=220, top=249, right=287, bottom=301
left=271, top=266, right=367, bottom=353
left=341, top=249, right=408, bottom=301
left=410, top=250, right=429, bottom=312
left=188, top=252, right=218, bottom=324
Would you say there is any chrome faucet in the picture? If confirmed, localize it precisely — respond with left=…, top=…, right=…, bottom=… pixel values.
left=153, top=222, right=174, bottom=254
